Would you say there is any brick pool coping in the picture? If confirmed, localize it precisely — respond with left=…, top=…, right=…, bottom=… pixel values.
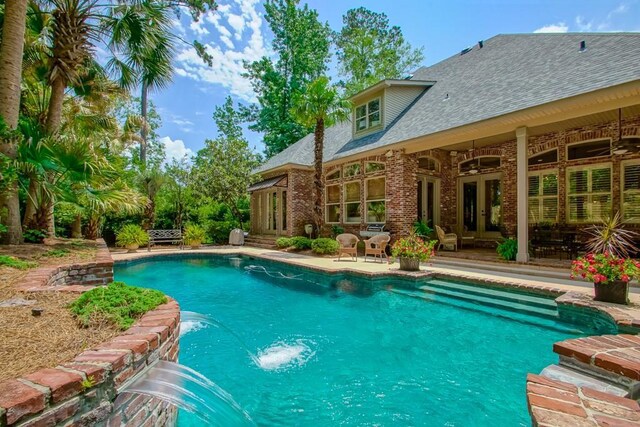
left=0, top=240, right=180, bottom=426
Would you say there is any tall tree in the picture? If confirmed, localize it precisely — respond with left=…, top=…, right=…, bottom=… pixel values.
left=193, top=97, right=259, bottom=228
left=291, top=77, right=350, bottom=232
left=334, top=7, right=424, bottom=96
left=244, top=0, right=331, bottom=157
left=0, top=0, right=29, bottom=244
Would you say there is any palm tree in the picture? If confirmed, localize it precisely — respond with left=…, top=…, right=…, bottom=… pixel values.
left=0, top=0, right=29, bottom=244
left=292, top=76, right=350, bottom=232
left=105, top=0, right=175, bottom=166
left=136, top=168, right=165, bottom=230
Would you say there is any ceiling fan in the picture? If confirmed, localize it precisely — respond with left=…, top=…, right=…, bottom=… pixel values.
left=588, top=109, right=640, bottom=156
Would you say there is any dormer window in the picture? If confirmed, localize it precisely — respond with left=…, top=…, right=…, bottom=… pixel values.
left=355, top=98, right=381, bottom=132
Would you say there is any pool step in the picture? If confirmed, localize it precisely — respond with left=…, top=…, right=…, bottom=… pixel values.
left=423, top=279, right=558, bottom=310
left=540, top=364, right=628, bottom=397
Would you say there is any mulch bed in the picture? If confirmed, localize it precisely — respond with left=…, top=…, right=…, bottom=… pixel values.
left=0, top=239, right=120, bottom=382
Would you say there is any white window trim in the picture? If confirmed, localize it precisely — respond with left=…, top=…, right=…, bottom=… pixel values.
left=354, top=97, right=382, bottom=133
left=528, top=148, right=559, bottom=166
left=365, top=177, right=386, bottom=224
left=365, top=161, right=385, bottom=174
left=343, top=180, right=361, bottom=224
left=566, top=162, right=612, bottom=224
left=325, top=184, right=340, bottom=224
left=343, top=162, right=361, bottom=178
left=527, top=169, right=558, bottom=224
left=566, top=138, right=611, bottom=162
left=326, top=169, right=341, bottom=181
left=621, top=159, right=640, bottom=224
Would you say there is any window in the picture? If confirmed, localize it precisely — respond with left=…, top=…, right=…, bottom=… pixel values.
left=622, top=161, right=640, bottom=223
left=355, top=98, right=381, bottom=132
left=567, top=164, right=612, bottom=223
left=567, top=139, right=610, bottom=160
left=282, top=191, right=287, bottom=230
left=344, top=163, right=361, bottom=178
left=365, top=162, right=385, bottom=174
left=343, top=181, right=361, bottom=223
left=528, top=171, right=558, bottom=223
left=326, top=169, right=341, bottom=181
left=459, top=156, right=501, bottom=173
left=365, top=178, right=386, bottom=223
left=418, top=157, right=440, bottom=172
left=528, top=149, right=558, bottom=166
left=325, top=185, right=340, bottom=223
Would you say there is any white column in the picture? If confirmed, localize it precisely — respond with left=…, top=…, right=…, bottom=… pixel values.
left=516, top=127, right=529, bottom=263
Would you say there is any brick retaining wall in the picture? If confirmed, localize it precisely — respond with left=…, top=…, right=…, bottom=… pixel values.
left=0, top=242, right=181, bottom=427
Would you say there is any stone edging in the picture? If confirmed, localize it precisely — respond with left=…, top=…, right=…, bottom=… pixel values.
left=14, top=239, right=114, bottom=293
left=0, top=240, right=180, bottom=426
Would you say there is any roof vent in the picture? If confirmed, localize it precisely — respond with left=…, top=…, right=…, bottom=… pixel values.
left=402, top=73, right=413, bottom=80
left=579, top=40, right=587, bottom=52
left=460, top=47, right=472, bottom=55
left=478, top=40, right=484, bottom=48
left=443, top=93, right=450, bottom=101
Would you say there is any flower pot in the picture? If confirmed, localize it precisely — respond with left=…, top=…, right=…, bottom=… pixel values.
left=594, top=280, right=629, bottom=305
left=399, top=257, right=421, bottom=271
left=125, top=243, right=139, bottom=253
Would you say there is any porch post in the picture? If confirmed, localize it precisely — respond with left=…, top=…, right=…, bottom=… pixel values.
left=516, top=127, right=529, bottom=263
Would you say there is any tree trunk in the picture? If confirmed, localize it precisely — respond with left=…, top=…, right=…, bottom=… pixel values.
left=142, top=198, right=155, bottom=230
left=140, top=83, right=148, bottom=166
left=85, top=215, right=99, bottom=240
left=23, top=175, right=38, bottom=226
left=45, top=76, right=66, bottom=134
left=313, top=118, right=324, bottom=234
left=0, top=0, right=28, bottom=244
left=71, top=214, right=82, bottom=238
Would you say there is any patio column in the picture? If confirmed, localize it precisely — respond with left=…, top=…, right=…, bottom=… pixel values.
left=516, top=127, right=529, bottom=263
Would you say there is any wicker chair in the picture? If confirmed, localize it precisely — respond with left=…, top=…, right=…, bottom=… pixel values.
left=435, top=225, right=458, bottom=251
left=364, top=234, right=390, bottom=263
left=336, top=233, right=359, bottom=261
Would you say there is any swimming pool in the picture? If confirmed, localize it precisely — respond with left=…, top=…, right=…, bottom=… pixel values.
left=115, top=255, right=606, bottom=426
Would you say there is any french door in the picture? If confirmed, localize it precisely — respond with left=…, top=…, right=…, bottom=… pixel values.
left=417, top=175, right=440, bottom=227
left=458, top=173, right=502, bottom=237
left=261, top=190, right=287, bottom=235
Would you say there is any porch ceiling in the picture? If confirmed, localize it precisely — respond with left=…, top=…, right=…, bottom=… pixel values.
left=432, top=104, right=640, bottom=153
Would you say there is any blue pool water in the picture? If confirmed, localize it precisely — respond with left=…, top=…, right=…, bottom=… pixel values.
left=115, top=256, right=596, bottom=426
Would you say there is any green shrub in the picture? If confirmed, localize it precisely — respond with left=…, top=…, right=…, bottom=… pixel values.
left=311, top=238, right=339, bottom=255
left=69, top=281, right=167, bottom=330
left=496, top=237, right=518, bottom=261
left=24, top=229, right=47, bottom=243
left=115, top=224, right=149, bottom=247
left=0, top=223, right=7, bottom=236
left=276, top=237, right=293, bottom=248
left=0, top=255, right=37, bottom=270
left=331, top=225, right=344, bottom=238
left=413, top=220, right=433, bottom=238
left=205, top=220, right=235, bottom=244
left=184, top=224, right=206, bottom=246
left=291, top=236, right=312, bottom=250
left=43, top=248, right=70, bottom=258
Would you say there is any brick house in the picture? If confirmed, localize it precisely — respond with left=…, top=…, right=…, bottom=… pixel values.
left=248, top=33, right=640, bottom=262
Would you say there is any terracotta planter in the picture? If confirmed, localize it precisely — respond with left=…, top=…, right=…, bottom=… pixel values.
left=125, top=244, right=139, bottom=253
left=594, top=280, right=629, bottom=305
left=399, top=257, right=421, bottom=271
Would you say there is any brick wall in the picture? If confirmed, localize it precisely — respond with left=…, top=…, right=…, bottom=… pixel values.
left=0, top=243, right=180, bottom=427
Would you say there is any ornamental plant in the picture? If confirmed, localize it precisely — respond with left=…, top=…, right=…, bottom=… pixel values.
left=184, top=224, right=206, bottom=246
left=115, top=224, right=149, bottom=247
left=391, top=232, right=437, bottom=262
left=571, top=252, right=640, bottom=284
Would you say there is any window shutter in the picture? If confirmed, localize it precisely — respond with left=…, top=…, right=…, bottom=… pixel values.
left=542, top=198, right=558, bottom=222
left=528, top=198, right=540, bottom=223
left=528, top=176, right=539, bottom=197
left=623, top=163, right=640, bottom=222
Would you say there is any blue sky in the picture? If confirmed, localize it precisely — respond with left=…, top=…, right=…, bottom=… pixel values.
left=153, top=0, right=640, bottom=161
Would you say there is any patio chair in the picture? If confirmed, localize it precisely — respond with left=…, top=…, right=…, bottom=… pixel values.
left=336, top=233, right=359, bottom=261
left=435, top=225, right=458, bottom=251
left=364, top=234, right=390, bottom=263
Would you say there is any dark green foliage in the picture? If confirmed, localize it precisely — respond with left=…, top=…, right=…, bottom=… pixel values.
left=206, top=221, right=235, bottom=244
left=276, top=237, right=294, bottom=248
left=331, top=225, right=344, bottom=238
left=43, top=248, right=70, bottom=257
left=23, top=229, right=47, bottom=243
left=0, top=255, right=37, bottom=270
left=291, top=236, right=312, bottom=250
left=413, top=220, right=433, bottom=238
left=69, top=281, right=167, bottom=330
left=311, top=238, right=339, bottom=255
left=0, top=223, right=8, bottom=235
left=496, top=238, right=518, bottom=261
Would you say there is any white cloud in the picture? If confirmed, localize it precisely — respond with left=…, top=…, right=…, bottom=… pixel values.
left=534, top=22, right=569, bottom=33
left=172, top=118, right=194, bottom=127
left=575, top=16, right=593, bottom=32
left=190, top=19, right=209, bottom=36
left=174, top=0, right=267, bottom=102
left=160, top=136, right=194, bottom=163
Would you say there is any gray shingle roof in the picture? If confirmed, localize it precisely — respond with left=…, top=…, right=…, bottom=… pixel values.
left=256, top=33, right=640, bottom=173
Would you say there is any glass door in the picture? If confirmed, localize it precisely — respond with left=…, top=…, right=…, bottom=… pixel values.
left=417, top=175, right=440, bottom=227
left=458, top=173, right=502, bottom=237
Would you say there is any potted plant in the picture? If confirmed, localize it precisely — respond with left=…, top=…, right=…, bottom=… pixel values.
left=413, top=220, right=433, bottom=239
left=391, top=232, right=437, bottom=271
left=116, top=224, right=149, bottom=253
left=571, top=252, right=639, bottom=304
left=184, top=224, right=206, bottom=249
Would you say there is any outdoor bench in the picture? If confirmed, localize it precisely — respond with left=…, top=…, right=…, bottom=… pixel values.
left=147, top=229, right=184, bottom=251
